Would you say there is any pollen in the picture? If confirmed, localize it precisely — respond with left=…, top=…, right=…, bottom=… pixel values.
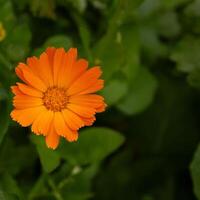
left=43, top=87, right=68, bottom=112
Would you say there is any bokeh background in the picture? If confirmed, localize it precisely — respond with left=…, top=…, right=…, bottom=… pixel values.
left=1, top=0, right=200, bottom=199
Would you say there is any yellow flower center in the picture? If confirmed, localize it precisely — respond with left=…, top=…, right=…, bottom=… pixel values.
left=43, top=87, right=68, bottom=112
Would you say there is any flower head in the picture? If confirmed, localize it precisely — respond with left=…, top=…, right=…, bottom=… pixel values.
left=11, top=47, right=106, bottom=149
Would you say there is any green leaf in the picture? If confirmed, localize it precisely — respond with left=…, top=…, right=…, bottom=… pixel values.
left=29, top=0, right=56, bottom=19
left=59, top=0, right=87, bottom=13
left=31, top=135, right=61, bottom=173
left=140, top=26, right=168, bottom=60
left=0, top=0, right=32, bottom=69
left=120, top=24, right=140, bottom=82
left=142, top=195, right=154, bottom=200
left=162, top=0, right=190, bottom=9
left=137, top=0, right=157, bottom=18
left=93, top=32, right=123, bottom=81
left=33, top=35, right=72, bottom=56
left=44, top=35, right=72, bottom=49
left=0, top=0, right=15, bottom=32
left=74, top=0, right=87, bottom=13
left=190, top=143, right=200, bottom=200
left=0, top=88, right=8, bottom=101
left=3, top=23, right=31, bottom=63
left=93, top=1, right=126, bottom=81
left=0, top=99, right=10, bottom=145
left=28, top=174, right=47, bottom=200
left=117, top=67, right=158, bottom=115
left=187, top=68, right=200, bottom=89
left=60, top=165, right=98, bottom=200
left=156, top=11, right=181, bottom=38
left=170, top=36, right=200, bottom=88
left=123, top=0, right=144, bottom=19
left=58, top=127, right=125, bottom=165
left=102, top=79, right=128, bottom=106
left=0, top=173, right=24, bottom=200
left=170, top=36, right=200, bottom=73
left=184, top=0, right=200, bottom=17
left=0, top=138, right=37, bottom=175
left=72, top=13, right=92, bottom=61
left=0, top=51, right=13, bottom=73
left=93, top=25, right=140, bottom=82
left=0, top=51, right=12, bottom=70
left=0, top=189, right=18, bottom=200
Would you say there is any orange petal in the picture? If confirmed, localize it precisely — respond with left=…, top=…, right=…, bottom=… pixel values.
left=54, top=112, right=78, bottom=141
left=45, top=47, right=56, bottom=66
left=67, top=103, right=96, bottom=118
left=13, top=95, right=43, bottom=109
left=31, top=109, right=53, bottom=136
left=26, top=56, right=38, bottom=73
left=40, top=110, right=54, bottom=135
left=10, top=106, right=45, bottom=127
left=15, top=64, right=28, bottom=84
left=78, top=79, right=104, bottom=95
left=62, top=109, right=84, bottom=130
left=17, top=63, right=47, bottom=92
left=69, top=94, right=104, bottom=108
left=53, top=48, right=65, bottom=85
left=66, top=58, right=88, bottom=87
left=45, top=124, right=60, bottom=149
left=27, top=56, right=53, bottom=87
left=38, top=52, right=54, bottom=86
left=31, top=112, right=44, bottom=135
left=69, top=94, right=106, bottom=113
left=26, top=56, right=40, bottom=76
left=58, top=48, right=77, bottom=87
left=67, top=66, right=102, bottom=96
left=54, top=112, right=67, bottom=137
left=64, top=130, right=78, bottom=142
left=17, top=83, right=43, bottom=98
left=11, top=86, right=23, bottom=95
left=96, top=103, right=107, bottom=113
left=82, top=116, right=96, bottom=126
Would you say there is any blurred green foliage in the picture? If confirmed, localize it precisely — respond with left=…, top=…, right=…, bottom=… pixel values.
left=0, top=0, right=200, bottom=199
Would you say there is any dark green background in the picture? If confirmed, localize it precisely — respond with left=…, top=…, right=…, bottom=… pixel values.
left=0, top=0, right=200, bottom=199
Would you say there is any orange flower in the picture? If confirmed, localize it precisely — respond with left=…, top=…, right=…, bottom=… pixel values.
left=11, top=47, right=106, bottom=149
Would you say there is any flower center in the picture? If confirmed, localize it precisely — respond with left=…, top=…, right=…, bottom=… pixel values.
left=43, top=87, right=68, bottom=112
